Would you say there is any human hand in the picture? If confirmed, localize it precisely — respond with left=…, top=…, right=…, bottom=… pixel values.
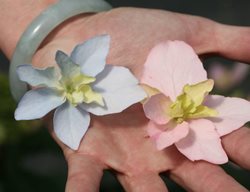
left=32, top=8, right=250, bottom=192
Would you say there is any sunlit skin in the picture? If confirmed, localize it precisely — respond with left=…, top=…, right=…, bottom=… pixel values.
left=2, top=6, right=250, bottom=192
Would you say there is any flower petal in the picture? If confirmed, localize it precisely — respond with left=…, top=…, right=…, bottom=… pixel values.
left=80, top=65, right=146, bottom=115
left=79, top=85, right=104, bottom=106
left=70, top=35, right=110, bottom=77
left=15, top=88, right=65, bottom=120
left=141, top=41, right=207, bottom=101
left=143, top=94, right=172, bottom=124
left=175, top=119, right=228, bottom=164
left=17, top=64, right=59, bottom=87
left=55, top=50, right=80, bottom=78
left=54, top=102, right=90, bottom=150
left=147, top=121, right=163, bottom=138
left=141, top=84, right=160, bottom=97
left=147, top=121, right=189, bottom=150
left=183, top=79, right=214, bottom=107
left=205, top=95, right=250, bottom=136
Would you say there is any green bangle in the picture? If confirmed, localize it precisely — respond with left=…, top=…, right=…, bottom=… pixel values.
left=9, top=0, right=112, bottom=101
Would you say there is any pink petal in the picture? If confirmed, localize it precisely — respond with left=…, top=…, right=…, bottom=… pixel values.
left=143, top=94, right=172, bottom=124
left=141, top=41, right=207, bottom=101
left=147, top=121, right=163, bottom=138
left=175, top=119, right=228, bottom=164
left=147, top=121, right=189, bottom=150
left=205, top=95, right=250, bottom=136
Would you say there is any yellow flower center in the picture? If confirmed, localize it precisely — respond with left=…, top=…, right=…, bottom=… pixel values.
left=59, top=74, right=104, bottom=107
left=168, top=79, right=218, bottom=124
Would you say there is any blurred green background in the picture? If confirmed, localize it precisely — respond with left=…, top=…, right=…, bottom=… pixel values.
left=0, top=0, right=250, bottom=191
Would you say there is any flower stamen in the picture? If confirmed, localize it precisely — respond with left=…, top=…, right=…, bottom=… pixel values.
left=169, top=79, right=218, bottom=123
left=61, top=73, right=103, bottom=106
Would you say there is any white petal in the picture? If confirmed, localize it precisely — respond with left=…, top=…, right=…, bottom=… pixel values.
left=80, top=65, right=146, bottom=115
left=205, top=95, right=250, bottom=136
left=81, top=86, right=146, bottom=116
left=17, top=64, right=59, bottom=87
left=15, top=88, right=65, bottom=120
left=70, top=35, right=110, bottom=77
left=94, top=65, right=139, bottom=90
left=53, top=102, right=90, bottom=150
left=55, top=50, right=80, bottom=78
left=176, top=119, right=228, bottom=164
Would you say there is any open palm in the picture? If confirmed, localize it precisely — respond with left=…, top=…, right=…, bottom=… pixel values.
left=33, top=8, right=250, bottom=192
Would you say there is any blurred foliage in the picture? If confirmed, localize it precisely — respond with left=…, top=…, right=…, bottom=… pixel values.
left=205, top=58, right=250, bottom=97
left=0, top=73, right=42, bottom=145
left=0, top=73, right=67, bottom=191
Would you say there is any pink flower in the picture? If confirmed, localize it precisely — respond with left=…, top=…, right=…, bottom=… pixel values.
left=141, top=41, right=250, bottom=164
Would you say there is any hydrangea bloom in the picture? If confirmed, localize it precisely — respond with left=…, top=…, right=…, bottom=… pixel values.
left=141, top=40, right=250, bottom=164
left=15, top=35, right=146, bottom=150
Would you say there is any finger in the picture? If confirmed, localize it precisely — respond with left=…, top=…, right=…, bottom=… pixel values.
left=222, top=127, right=250, bottom=170
left=117, top=173, right=168, bottom=192
left=65, top=154, right=106, bottom=192
left=213, top=24, right=250, bottom=63
left=169, top=160, right=248, bottom=192
left=170, top=13, right=250, bottom=63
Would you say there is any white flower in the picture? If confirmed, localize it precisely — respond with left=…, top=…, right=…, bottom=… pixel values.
left=15, top=35, right=146, bottom=150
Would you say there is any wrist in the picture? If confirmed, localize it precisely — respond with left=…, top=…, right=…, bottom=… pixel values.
left=8, top=0, right=112, bottom=101
left=0, top=0, right=57, bottom=58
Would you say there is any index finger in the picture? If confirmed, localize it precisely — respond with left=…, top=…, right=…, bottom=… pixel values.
left=65, top=154, right=106, bottom=192
left=222, top=127, right=250, bottom=170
